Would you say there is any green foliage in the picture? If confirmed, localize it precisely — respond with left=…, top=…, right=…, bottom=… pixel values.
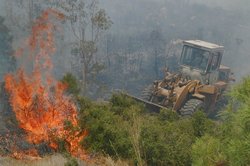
left=191, top=111, right=217, bottom=137
left=110, top=93, right=140, bottom=109
left=223, top=103, right=250, bottom=166
left=225, top=135, right=250, bottom=166
left=57, top=138, right=67, bottom=153
left=158, top=108, right=179, bottom=122
left=141, top=117, right=195, bottom=166
left=192, top=135, right=226, bottom=166
left=78, top=93, right=200, bottom=165
left=76, top=92, right=219, bottom=165
left=62, top=75, right=250, bottom=166
left=110, top=93, right=144, bottom=118
left=78, top=95, right=134, bottom=159
left=60, top=75, right=250, bottom=165
left=230, top=76, right=250, bottom=103
left=64, top=157, right=79, bottom=166
left=192, top=77, right=250, bottom=166
left=61, top=73, right=80, bottom=96
left=92, top=9, right=113, bottom=30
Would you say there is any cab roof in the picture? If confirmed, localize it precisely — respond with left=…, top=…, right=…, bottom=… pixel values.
left=183, top=40, right=224, bottom=52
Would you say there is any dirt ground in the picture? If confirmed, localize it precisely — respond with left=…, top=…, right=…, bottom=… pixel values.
left=0, top=154, right=68, bottom=166
left=0, top=154, right=130, bottom=166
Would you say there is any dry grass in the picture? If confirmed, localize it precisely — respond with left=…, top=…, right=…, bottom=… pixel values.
left=0, top=154, right=130, bottom=166
left=129, top=113, right=144, bottom=166
left=92, top=155, right=130, bottom=166
left=0, top=154, right=67, bottom=166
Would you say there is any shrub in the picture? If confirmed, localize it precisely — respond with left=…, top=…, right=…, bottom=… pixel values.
left=192, top=77, right=250, bottom=166
left=192, top=135, right=226, bottom=166
left=62, top=73, right=227, bottom=165
left=61, top=73, right=80, bottom=96
left=64, top=157, right=78, bottom=166
left=78, top=96, right=135, bottom=159
left=141, top=116, right=195, bottom=166
left=158, top=108, right=179, bottom=122
left=77, top=93, right=216, bottom=165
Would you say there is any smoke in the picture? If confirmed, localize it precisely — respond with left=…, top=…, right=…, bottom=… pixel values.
left=99, top=0, right=250, bottom=80
left=0, top=0, right=249, bottom=96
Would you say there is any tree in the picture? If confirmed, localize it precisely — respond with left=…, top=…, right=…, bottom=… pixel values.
left=55, top=0, right=112, bottom=92
left=149, top=29, right=165, bottom=78
left=0, top=16, right=16, bottom=81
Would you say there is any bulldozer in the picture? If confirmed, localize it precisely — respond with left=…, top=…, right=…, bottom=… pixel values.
left=134, top=40, right=235, bottom=116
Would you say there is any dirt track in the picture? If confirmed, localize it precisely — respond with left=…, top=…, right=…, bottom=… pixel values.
left=0, top=154, right=68, bottom=166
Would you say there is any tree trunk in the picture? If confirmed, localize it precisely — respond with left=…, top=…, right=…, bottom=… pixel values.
left=154, top=49, right=158, bottom=78
left=28, top=0, right=34, bottom=27
left=83, top=64, right=88, bottom=93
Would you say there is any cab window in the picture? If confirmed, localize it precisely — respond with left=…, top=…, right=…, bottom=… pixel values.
left=210, top=53, right=221, bottom=71
left=180, top=46, right=210, bottom=71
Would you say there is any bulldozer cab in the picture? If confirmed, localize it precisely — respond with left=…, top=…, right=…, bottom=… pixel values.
left=179, top=40, right=224, bottom=84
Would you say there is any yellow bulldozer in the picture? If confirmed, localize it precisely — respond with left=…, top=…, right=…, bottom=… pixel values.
left=134, top=40, right=235, bottom=116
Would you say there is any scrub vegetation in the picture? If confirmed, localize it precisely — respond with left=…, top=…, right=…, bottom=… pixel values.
left=62, top=74, right=250, bottom=166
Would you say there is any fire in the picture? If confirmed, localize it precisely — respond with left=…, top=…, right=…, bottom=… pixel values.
left=4, top=9, right=87, bottom=159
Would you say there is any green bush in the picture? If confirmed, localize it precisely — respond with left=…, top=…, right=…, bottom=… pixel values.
left=192, top=135, right=226, bottom=166
left=158, top=108, right=179, bottom=122
left=61, top=73, right=81, bottom=96
left=62, top=73, right=236, bottom=165
left=191, top=111, right=218, bottom=137
left=78, top=95, right=135, bottom=159
left=140, top=116, right=195, bottom=166
left=192, top=77, right=250, bottom=166
left=110, top=93, right=144, bottom=117
left=76, top=93, right=218, bottom=165
left=64, top=157, right=79, bottom=166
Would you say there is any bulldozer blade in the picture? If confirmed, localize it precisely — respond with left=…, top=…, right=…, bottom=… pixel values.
left=120, top=92, right=166, bottom=112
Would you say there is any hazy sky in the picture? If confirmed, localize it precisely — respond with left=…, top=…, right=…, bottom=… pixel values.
left=0, top=0, right=249, bottom=78
left=100, top=0, right=250, bottom=12
left=191, top=0, right=250, bottom=11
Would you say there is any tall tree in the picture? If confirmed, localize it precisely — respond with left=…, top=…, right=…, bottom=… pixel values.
left=55, top=0, right=112, bottom=92
left=150, top=29, right=165, bottom=78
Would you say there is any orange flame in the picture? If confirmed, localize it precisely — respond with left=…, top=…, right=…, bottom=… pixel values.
left=4, top=9, right=87, bottom=159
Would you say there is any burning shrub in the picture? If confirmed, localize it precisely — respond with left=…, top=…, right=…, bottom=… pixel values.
left=3, top=9, right=87, bottom=160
